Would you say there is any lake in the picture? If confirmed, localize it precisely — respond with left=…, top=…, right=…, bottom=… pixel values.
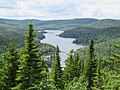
left=41, top=30, right=84, bottom=67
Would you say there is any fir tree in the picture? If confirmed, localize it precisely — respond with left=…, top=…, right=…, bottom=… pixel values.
left=1, top=41, right=18, bottom=90
left=85, top=39, right=97, bottom=90
left=105, top=44, right=120, bottom=89
left=63, top=51, right=78, bottom=85
left=77, top=58, right=83, bottom=77
left=74, top=53, right=80, bottom=77
left=51, top=45, right=63, bottom=90
left=93, top=58, right=102, bottom=90
left=15, top=22, right=44, bottom=89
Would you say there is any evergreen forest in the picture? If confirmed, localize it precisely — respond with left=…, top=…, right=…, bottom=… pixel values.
left=0, top=18, right=120, bottom=90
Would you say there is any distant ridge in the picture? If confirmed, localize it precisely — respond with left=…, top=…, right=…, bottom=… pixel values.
left=1, top=18, right=120, bottom=30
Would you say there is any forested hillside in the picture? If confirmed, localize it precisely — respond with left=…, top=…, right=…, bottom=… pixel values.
left=59, top=27, right=120, bottom=45
left=0, top=18, right=120, bottom=90
left=0, top=20, right=45, bottom=53
left=59, top=19, right=120, bottom=45
left=0, top=18, right=98, bottom=53
left=82, top=19, right=120, bottom=28
left=0, top=18, right=98, bottom=31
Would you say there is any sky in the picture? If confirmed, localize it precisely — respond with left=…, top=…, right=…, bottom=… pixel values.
left=0, top=0, right=120, bottom=20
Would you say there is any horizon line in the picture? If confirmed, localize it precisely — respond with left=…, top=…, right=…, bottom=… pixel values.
left=0, top=17, right=120, bottom=21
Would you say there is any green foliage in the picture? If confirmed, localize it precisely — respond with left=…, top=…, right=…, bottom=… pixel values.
left=77, top=37, right=120, bottom=64
left=35, top=18, right=97, bottom=31
left=83, top=19, right=120, bottom=28
left=0, top=41, right=18, bottom=89
left=63, top=51, right=75, bottom=84
left=92, top=58, right=103, bottom=90
left=74, top=52, right=82, bottom=77
left=84, top=39, right=97, bottom=90
left=39, top=43, right=56, bottom=56
left=0, top=18, right=120, bottom=90
left=63, top=51, right=81, bottom=85
left=60, top=27, right=120, bottom=45
left=0, top=21, right=45, bottom=54
left=64, top=77, right=83, bottom=90
left=103, top=44, right=120, bottom=89
left=14, top=23, right=45, bottom=89
left=51, top=46, right=64, bottom=90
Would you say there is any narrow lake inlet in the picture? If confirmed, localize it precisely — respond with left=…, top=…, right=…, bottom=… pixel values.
left=41, top=30, right=84, bottom=67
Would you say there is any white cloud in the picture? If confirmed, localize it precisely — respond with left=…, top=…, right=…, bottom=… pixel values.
left=0, top=0, right=120, bottom=20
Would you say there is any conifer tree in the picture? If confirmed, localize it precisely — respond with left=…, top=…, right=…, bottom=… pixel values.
left=1, top=41, right=18, bottom=89
left=74, top=53, right=80, bottom=77
left=77, top=58, right=83, bottom=77
left=73, top=52, right=83, bottom=78
left=63, top=51, right=77, bottom=85
left=105, top=44, right=120, bottom=89
left=15, top=22, right=44, bottom=89
left=85, top=39, right=97, bottom=90
left=51, top=45, right=63, bottom=90
left=111, top=44, right=120, bottom=72
left=93, top=58, right=102, bottom=90
left=74, top=52, right=79, bottom=66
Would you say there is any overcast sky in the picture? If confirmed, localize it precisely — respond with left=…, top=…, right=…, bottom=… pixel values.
left=0, top=0, right=120, bottom=20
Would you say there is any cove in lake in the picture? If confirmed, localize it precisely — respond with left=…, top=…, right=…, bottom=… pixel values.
left=41, top=30, right=84, bottom=67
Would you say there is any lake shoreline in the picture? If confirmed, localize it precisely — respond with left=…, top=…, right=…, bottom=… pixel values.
left=41, top=30, right=84, bottom=67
